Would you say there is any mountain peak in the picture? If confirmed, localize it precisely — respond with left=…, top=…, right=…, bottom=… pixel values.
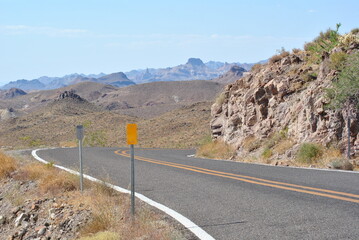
left=101, top=72, right=129, bottom=80
left=186, top=58, right=204, bottom=67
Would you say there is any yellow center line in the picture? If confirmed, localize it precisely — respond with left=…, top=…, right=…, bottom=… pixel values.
left=119, top=150, right=359, bottom=199
left=114, top=150, right=359, bottom=204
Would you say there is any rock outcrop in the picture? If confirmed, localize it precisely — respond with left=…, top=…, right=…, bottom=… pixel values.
left=211, top=40, right=359, bottom=158
left=212, top=65, right=247, bottom=84
left=58, top=90, right=85, bottom=101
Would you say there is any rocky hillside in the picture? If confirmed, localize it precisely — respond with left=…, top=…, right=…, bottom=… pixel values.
left=211, top=29, right=359, bottom=161
left=0, top=88, right=27, bottom=100
left=70, top=72, right=136, bottom=88
left=96, top=80, right=223, bottom=111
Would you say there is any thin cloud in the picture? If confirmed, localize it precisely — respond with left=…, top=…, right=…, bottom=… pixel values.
left=0, top=25, right=89, bottom=37
left=307, top=9, right=316, bottom=13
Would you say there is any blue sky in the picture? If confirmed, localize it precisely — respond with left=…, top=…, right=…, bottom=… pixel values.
left=0, top=0, right=358, bottom=85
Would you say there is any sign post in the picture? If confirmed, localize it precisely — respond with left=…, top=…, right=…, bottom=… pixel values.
left=126, top=124, right=138, bottom=216
left=76, top=125, right=84, bottom=192
left=347, top=116, right=351, bottom=159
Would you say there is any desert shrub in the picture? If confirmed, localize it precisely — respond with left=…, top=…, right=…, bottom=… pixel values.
left=330, top=159, right=353, bottom=170
left=251, top=63, right=262, bottom=73
left=304, top=24, right=341, bottom=63
left=302, top=72, right=318, bottom=82
left=269, top=48, right=290, bottom=64
left=325, top=52, right=359, bottom=110
left=196, top=139, right=235, bottom=159
left=296, top=143, right=323, bottom=164
left=0, top=152, right=17, bottom=178
left=84, top=130, right=107, bottom=147
left=261, top=147, right=272, bottom=159
left=351, top=28, right=359, bottom=34
left=292, top=48, right=301, bottom=54
left=215, top=92, right=226, bottom=105
left=329, top=52, right=348, bottom=70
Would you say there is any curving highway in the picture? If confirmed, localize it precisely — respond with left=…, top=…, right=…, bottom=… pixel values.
left=36, top=147, right=359, bottom=240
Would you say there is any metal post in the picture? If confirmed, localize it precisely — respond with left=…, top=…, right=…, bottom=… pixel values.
left=130, top=144, right=135, bottom=216
left=347, top=116, right=351, bottom=159
left=79, top=139, right=84, bottom=191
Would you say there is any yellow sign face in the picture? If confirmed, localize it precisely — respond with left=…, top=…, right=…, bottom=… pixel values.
left=126, top=124, right=138, bottom=145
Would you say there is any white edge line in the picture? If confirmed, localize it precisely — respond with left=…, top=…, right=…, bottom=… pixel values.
left=31, top=148, right=215, bottom=240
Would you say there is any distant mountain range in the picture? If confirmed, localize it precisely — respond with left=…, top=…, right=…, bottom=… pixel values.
left=0, top=58, right=265, bottom=91
left=125, top=58, right=260, bottom=83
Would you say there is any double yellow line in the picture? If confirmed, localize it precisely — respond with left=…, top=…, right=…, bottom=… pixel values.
left=114, top=149, right=359, bottom=204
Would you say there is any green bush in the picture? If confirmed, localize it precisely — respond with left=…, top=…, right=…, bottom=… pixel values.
left=329, top=52, right=348, bottom=70
left=325, top=52, right=359, bottom=110
left=304, top=24, right=341, bottom=64
left=296, top=143, right=322, bottom=164
left=302, top=72, right=318, bottom=82
left=261, top=148, right=272, bottom=159
left=351, top=28, right=359, bottom=35
left=84, top=131, right=107, bottom=147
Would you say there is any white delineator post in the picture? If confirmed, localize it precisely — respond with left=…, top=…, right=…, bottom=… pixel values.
left=76, top=125, right=84, bottom=192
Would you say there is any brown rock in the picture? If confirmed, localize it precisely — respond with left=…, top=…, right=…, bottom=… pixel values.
left=210, top=47, right=359, bottom=160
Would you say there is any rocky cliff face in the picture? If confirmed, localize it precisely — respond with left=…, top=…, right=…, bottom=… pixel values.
left=211, top=40, right=359, bottom=159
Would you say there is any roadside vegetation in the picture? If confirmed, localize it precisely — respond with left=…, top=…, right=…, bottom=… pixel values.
left=0, top=151, right=187, bottom=239
left=196, top=135, right=236, bottom=159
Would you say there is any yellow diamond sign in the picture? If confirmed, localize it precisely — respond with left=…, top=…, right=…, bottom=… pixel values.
left=126, top=124, right=138, bottom=145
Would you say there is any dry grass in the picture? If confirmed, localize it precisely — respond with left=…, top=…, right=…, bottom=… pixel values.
left=242, top=135, right=261, bottom=152
left=272, top=138, right=295, bottom=155
left=196, top=139, right=236, bottom=159
left=0, top=151, right=17, bottom=178
left=77, top=183, right=180, bottom=240
left=4, top=152, right=184, bottom=239
left=78, top=231, right=119, bottom=240
left=16, top=163, right=79, bottom=194
left=59, top=140, right=78, bottom=148
left=317, top=147, right=342, bottom=168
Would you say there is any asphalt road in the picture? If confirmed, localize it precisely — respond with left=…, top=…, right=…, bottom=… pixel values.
left=37, top=147, right=359, bottom=240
